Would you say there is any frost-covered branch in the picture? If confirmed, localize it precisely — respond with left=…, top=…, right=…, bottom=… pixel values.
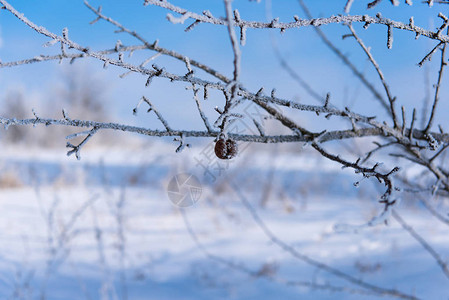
left=393, top=210, right=449, bottom=279
left=144, top=0, right=449, bottom=43
left=424, top=32, right=448, bottom=132
left=5, top=113, right=448, bottom=145
left=348, top=24, right=399, bottom=128
left=298, top=0, right=390, bottom=113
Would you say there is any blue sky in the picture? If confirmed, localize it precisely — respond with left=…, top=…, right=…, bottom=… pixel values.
left=0, top=0, right=448, bottom=134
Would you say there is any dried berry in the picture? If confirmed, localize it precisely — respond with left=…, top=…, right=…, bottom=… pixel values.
left=214, top=138, right=238, bottom=159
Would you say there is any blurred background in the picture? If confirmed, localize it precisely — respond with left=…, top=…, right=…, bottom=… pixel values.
left=0, top=1, right=448, bottom=299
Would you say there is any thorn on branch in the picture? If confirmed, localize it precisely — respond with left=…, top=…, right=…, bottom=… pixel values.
left=185, top=20, right=200, bottom=32
left=368, top=0, right=383, bottom=9
left=324, top=93, right=331, bottom=108
left=240, top=26, right=247, bottom=46
left=387, top=25, right=393, bottom=49
left=62, top=109, right=70, bottom=120
left=233, top=9, right=241, bottom=23
left=62, top=27, right=69, bottom=40
left=204, top=84, right=209, bottom=100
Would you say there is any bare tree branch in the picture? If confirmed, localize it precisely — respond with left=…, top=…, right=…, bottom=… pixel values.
left=144, top=0, right=449, bottom=43
left=424, top=34, right=448, bottom=133
left=393, top=210, right=449, bottom=280
left=348, top=24, right=399, bottom=128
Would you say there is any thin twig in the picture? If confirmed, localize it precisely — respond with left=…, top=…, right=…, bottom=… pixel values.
left=141, top=96, right=172, bottom=131
left=192, top=85, right=212, bottom=132
left=84, top=1, right=230, bottom=83
left=298, top=0, right=390, bottom=113
left=231, top=182, right=418, bottom=300
left=179, top=208, right=381, bottom=296
left=144, top=0, right=449, bottom=44
left=425, top=37, right=447, bottom=133
left=348, top=24, right=399, bottom=128
left=419, top=197, right=449, bottom=226
left=224, top=0, right=241, bottom=83
left=393, top=210, right=449, bottom=280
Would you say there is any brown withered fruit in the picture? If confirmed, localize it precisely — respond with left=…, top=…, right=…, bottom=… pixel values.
left=214, top=138, right=238, bottom=159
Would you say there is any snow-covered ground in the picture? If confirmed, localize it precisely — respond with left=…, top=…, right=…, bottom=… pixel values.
left=0, top=141, right=447, bottom=300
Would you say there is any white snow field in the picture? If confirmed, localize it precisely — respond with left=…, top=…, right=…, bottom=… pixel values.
left=0, top=141, right=447, bottom=300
